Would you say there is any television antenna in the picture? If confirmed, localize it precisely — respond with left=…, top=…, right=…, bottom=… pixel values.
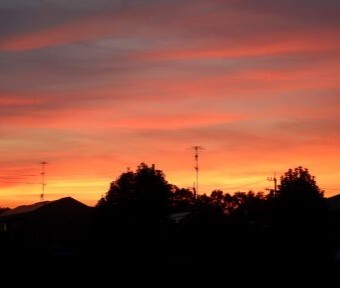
left=191, top=146, right=204, bottom=198
left=40, top=161, right=47, bottom=201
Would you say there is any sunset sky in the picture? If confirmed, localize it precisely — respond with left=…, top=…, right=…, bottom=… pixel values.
left=1, top=0, right=339, bottom=207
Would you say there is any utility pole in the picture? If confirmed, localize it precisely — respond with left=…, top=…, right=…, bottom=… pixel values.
left=40, top=161, right=47, bottom=201
left=267, top=172, right=277, bottom=197
left=191, top=146, right=204, bottom=198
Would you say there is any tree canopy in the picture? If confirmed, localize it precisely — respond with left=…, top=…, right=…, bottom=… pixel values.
left=97, top=163, right=172, bottom=219
left=93, top=164, right=331, bottom=265
left=277, top=166, right=324, bottom=201
left=274, top=166, right=326, bottom=229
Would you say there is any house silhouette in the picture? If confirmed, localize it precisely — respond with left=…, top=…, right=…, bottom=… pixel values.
left=0, top=197, right=93, bottom=257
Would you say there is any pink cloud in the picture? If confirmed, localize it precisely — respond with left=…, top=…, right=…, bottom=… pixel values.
left=1, top=0, right=340, bottom=207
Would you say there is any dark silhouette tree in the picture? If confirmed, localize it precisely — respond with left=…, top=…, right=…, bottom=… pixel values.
left=97, top=163, right=172, bottom=220
left=134, top=163, right=171, bottom=218
left=169, top=186, right=195, bottom=213
left=277, top=166, right=323, bottom=201
left=210, top=190, right=224, bottom=204
left=275, top=166, right=325, bottom=225
left=100, top=170, right=135, bottom=212
left=227, top=191, right=267, bottom=225
left=195, top=190, right=267, bottom=222
left=273, top=166, right=328, bottom=263
left=209, top=190, right=225, bottom=213
left=95, top=163, right=173, bottom=260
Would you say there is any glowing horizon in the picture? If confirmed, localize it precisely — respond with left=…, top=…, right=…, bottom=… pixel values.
left=1, top=0, right=340, bottom=208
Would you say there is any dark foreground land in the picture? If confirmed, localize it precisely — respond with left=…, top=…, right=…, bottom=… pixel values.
left=1, top=166, right=340, bottom=283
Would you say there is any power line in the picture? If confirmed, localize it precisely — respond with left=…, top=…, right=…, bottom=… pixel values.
left=0, top=182, right=38, bottom=185
left=0, top=175, right=36, bottom=178
left=219, top=179, right=267, bottom=190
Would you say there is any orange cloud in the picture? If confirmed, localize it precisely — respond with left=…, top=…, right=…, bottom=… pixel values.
left=1, top=1, right=340, bottom=208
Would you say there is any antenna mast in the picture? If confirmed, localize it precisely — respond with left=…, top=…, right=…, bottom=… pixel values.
left=40, top=161, right=47, bottom=201
left=191, top=146, right=204, bottom=197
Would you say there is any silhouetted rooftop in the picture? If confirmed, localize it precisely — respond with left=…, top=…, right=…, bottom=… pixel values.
left=0, top=197, right=89, bottom=217
left=1, top=201, right=50, bottom=217
left=326, top=194, right=340, bottom=211
left=168, top=212, right=192, bottom=224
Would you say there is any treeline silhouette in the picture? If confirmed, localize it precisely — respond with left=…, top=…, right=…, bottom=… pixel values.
left=1, top=163, right=340, bottom=276
left=93, top=164, right=331, bottom=268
